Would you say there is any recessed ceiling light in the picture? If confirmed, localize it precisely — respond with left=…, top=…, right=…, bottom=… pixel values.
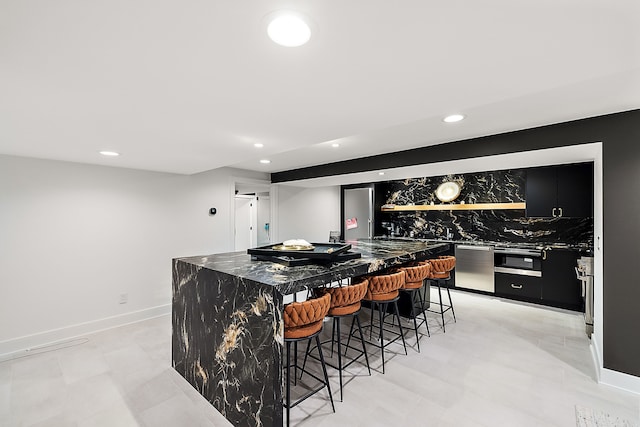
left=254, top=143, right=264, bottom=148
left=260, top=159, right=271, bottom=164
left=443, top=114, right=465, bottom=123
left=267, top=12, right=311, bottom=47
left=99, top=151, right=120, bottom=157
left=332, top=143, right=340, bottom=148
left=378, top=172, right=385, bottom=176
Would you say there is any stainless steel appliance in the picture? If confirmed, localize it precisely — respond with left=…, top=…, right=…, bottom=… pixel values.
left=576, top=256, right=594, bottom=338
left=455, top=244, right=495, bottom=292
left=494, top=247, right=543, bottom=278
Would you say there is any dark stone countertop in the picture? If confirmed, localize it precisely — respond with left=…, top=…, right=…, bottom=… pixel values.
left=174, top=239, right=449, bottom=295
left=374, top=236, right=593, bottom=253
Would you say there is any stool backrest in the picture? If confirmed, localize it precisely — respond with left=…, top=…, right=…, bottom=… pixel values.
left=316, top=278, right=368, bottom=308
left=365, top=270, right=405, bottom=299
left=283, top=292, right=331, bottom=330
left=429, top=256, right=456, bottom=274
left=399, top=262, right=431, bottom=284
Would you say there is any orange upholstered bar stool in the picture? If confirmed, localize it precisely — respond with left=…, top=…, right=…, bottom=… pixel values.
left=283, top=292, right=335, bottom=427
left=396, top=261, right=432, bottom=351
left=424, top=255, right=457, bottom=332
left=305, top=278, right=371, bottom=401
left=362, top=269, right=407, bottom=374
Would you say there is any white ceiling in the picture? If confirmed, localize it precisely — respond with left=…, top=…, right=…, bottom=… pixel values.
left=1, top=1, right=639, bottom=176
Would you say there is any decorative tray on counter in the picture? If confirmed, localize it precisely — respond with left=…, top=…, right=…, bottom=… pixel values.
left=247, top=242, right=361, bottom=266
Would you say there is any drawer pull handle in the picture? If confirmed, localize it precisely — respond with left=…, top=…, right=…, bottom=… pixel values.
left=511, top=284, right=523, bottom=289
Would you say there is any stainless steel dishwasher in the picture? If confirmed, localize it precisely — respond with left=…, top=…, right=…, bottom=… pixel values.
left=454, top=244, right=495, bottom=292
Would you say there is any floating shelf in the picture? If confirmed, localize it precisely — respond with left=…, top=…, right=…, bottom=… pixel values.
left=381, top=202, right=526, bottom=212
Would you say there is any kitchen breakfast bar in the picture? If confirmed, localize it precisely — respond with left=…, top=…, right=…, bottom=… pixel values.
left=172, top=239, right=448, bottom=427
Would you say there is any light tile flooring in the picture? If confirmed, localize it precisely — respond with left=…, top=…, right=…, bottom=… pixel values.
left=1, top=291, right=639, bottom=427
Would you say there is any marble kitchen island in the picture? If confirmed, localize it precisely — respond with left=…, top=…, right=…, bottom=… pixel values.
left=172, top=239, right=448, bottom=427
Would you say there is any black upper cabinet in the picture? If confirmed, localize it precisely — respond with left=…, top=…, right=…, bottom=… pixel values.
left=526, top=162, right=593, bottom=218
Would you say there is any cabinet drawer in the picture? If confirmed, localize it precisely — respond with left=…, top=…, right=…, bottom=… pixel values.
left=495, top=273, right=542, bottom=300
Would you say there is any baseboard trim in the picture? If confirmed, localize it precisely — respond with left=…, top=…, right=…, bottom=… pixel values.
left=0, top=304, right=171, bottom=362
left=588, top=334, right=640, bottom=395
left=599, top=366, right=640, bottom=396
left=590, top=333, right=602, bottom=382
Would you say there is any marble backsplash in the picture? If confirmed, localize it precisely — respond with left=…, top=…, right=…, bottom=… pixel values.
left=376, top=168, right=593, bottom=247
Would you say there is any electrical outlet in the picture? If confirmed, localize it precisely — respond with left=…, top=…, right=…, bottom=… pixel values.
left=119, top=293, right=128, bottom=304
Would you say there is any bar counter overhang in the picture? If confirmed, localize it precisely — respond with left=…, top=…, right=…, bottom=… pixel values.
left=172, top=239, right=449, bottom=427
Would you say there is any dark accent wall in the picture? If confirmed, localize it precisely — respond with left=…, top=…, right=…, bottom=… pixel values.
left=272, top=109, right=640, bottom=378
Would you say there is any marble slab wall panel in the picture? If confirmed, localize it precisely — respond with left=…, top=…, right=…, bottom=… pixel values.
left=379, top=169, right=593, bottom=247
left=172, top=259, right=283, bottom=427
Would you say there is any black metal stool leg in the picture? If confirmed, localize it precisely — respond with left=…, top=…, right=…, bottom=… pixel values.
left=331, top=317, right=337, bottom=357
left=393, top=300, right=407, bottom=355
left=294, top=341, right=299, bottom=384
left=335, top=317, right=343, bottom=401
left=300, top=337, right=313, bottom=379
left=446, top=285, right=456, bottom=322
left=315, top=335, right=335, bottom=413
left=409, top=290, right=420, bottom=352
left=437, top=281, right=446, bottom=332
left=417, top=285, right=430, bottom=337
left=286, top=341, right=291, bottom=427
left=369, top=301, right=375, bottom=339
left=378, top=302, right=386, bottom=374
left=345, top=314, right=356, bottom=352
left=355, top=315, right=371, bottom=375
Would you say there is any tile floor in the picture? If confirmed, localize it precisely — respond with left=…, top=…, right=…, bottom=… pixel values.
left=1, top=291, right=639, bottom=427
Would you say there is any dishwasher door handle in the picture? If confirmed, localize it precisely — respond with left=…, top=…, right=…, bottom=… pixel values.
left=456, top=245, right=493, bottom=251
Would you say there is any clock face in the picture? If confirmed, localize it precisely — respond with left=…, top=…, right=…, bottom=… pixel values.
left=435, top=181, right=461, bottom=202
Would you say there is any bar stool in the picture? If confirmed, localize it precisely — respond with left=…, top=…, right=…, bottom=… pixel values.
left=424, top=255, right=457, bottom=332
left=283, top=292, right=335, bottom=427
left=396, top=262, right=432, bottom=351
left=304, top=278, right=371, bottom=401
left=361, top=269, right=407, bottom=374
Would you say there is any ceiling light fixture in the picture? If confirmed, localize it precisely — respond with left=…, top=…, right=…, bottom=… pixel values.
left=443, top=114, right=465, bottom=123
left=260, top=159, right=271, bottom=164
left=99, top=151, right=120, bottom=157
left=267, top=12, right=311, bottom=47
left=332, top=143, right=340, bottom=148
left=254, top=143, right=264, bottom=148
left=378, top=172, right=385, bottom=176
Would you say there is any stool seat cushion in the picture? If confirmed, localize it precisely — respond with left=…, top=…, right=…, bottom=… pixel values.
left=429, top=271, right=451, bottom=280
left=328, top=301, right=361, bottom=316
left=364, top=270, right=405, bottom=301
left=284, top=292, right=331, bottom=339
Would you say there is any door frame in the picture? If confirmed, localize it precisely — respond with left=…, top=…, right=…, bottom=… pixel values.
left=232, top=177, right=271, bottom=251
left=340, top=183, right=376, bottom=240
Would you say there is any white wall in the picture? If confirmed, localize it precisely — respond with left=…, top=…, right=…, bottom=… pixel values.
left=0, top=155, right=268, bottom=355
left=273, top=185, right=341, bottom=243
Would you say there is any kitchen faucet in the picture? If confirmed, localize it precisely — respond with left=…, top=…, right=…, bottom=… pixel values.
left=445, top=227, right=453, bottom=240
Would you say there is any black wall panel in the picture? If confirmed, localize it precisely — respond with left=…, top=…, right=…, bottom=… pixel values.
left=272, top=109, right=640, bottom=378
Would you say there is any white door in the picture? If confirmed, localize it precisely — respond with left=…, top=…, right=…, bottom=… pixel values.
left=234, top=196, right=257, bottom=251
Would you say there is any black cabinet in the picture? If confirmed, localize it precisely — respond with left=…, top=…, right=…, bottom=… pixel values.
left=540, top=248, right=583, bottom=311
left=526, top=162, right=593, bottom=218
left=493, top=248, right=584, bottom=312
left=495, top=273, right=542, bottom=302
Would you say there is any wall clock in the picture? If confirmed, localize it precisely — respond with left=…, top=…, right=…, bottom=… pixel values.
left=435, top=181, right=461, bottom=202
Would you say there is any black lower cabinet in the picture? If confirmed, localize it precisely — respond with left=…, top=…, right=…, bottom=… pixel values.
left=541, top=249, right=583, bottom=311
left=494, top=249, right=584, bottom=311
left=495, top=273, right=542, bottom=303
